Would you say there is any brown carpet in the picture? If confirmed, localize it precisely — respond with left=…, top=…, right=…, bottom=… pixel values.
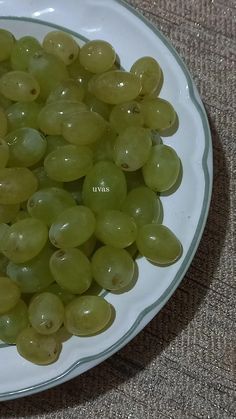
left=0, top=0, right=235, bottom=418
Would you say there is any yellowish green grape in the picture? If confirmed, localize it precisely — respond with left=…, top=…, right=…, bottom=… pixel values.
left=0, top=299, right=28, bottom=344
left=64, top=295, right=111, bottom=336
left=11, top=36, right=42, bottom=70
left=0, top=138, right=9, bottom=168
left=0, top=167, right=38, bottom=204
left=142, top=145, right=180, bottom=192
left=62, top=111, right=106, bottom=145
left=29, top=292, right=64, bottom=335
left=80, top=40, right=116, bottom=74
left=109, top=101, right=144, bottom=133
left=0, top=276, right=21, bottom=314
left=49, top=206, right=96, bottom=248
left=68, top=56, right=92, bottom=86
left=6, top=101, right=42, bottom=130
left=0, top=71, right=40, bottom=102
left=33, top=166, right=63, bottom=189
left=0, top=107, right=8, bottom=136
left=43, top=31, right=79, bottom=65
left=95, top=210, right=137, bottom=248
left=92, top=246, right=134, bottom=291
left=90, top=123, right=117, bottom=163
left=47, top=79, right=85, bottom=103
left=141, top=98, right=176, bottom=132
left=84, top=92, right=111, bottom=120
left=0, top=29, right=15, bottom=62
left=130, top=57, right=162, bottom=96
left=50, top=248, right=92, bottom=294
left=44, top=283, right=74, bottom=305
left=122, top=186, right=161, bottom=227
left=136, top=224, right=182, bottom=265
left=0, top=203, right=20, bottom=223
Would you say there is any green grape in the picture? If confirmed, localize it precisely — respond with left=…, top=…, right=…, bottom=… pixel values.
left=142, top=144, right=180, bottom=192
left=38, top=100, right=87, bottom=135
left=125, top=170, right=144, bottom=191
left=0, top=138, right=9, bottom=168
left=84, top=92, right=111, bottom=120
left=44, top=283, right=74, bottom=305
left=50, top=248, right=92, bottom=294
left=5, top=127, right=47, bottom=167
left=0, top=71, right=40, bottom=102
left=109, top=101, right=144, bottom=133
left=0, top=167, right=38, bottom=204
left=13, top=210, right=30, bottom=222
left=29, top=292, right=64, bottom=335
left=0, top=300, right=28, bottom=344
left=28, top=51, right=69, bottom=100
left=1, top=218, right=48, bottom=263
left=90, top=70, right=142, bottom=104
left=82, top=161, right=127, bottom=213
left=43, top=31, right=79, bottom=65
left=64, top=295, right=111, bottom=336
left=62, top=111, right=106, bottom=145
left=7, top=245, right=54, bottom=293
left=95, top=210, right=137, bottom=248
left=90, top=123, right=117, bottom=163
left=136, top=224, right=182, bottom=265
left=141, top=98, right=176, bottom=132
left=130, top=57, right=162, bottom=96
left=0, top=107, right=8, bottom=136
left=0, top=276, right=21, bottom=314
left=46, top=135, right=67, bottom=156
left=47, top=79, right=85, bottom=103
left=33, top=166, right=63, bottom=189
left=16, top=327, right=61, bottom=365
left=80, top=40, right=116, bottom=74
left=10, top=36, right=42, bottom=70
left=49, top=206, right=96, bottom=248
left=27, top=187, right=76, bottom=226
left=6, top=101, right=42, bottom=130
left=63, top=177, right=84, bottom=204
left=44, top=145, right=93, bottom=182
left=78, top=235, right=97, bottom=258
left=114, top=126, right=152, bottom=171
left=0, top=203, right=20, bottom=223
left=68, top=56, right=92, bottom=87
left=122, top=186, right=161, bottom=227
left=0, top=29, right=15, bottom=62
left=92, top=246, right=134, bottom=291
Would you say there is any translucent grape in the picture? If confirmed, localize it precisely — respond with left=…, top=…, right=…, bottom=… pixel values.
left=68, top=56, right=92, bottom=87
left=47, top=79, right=85, bottom=103
left=29, top=292, right=64, bottom=335
left=141, top=98, right=176, bottom=132
left=109, top=101, right=144, bottom=133
left=92, top=246, right=134, bottom=291
left=131, top=57, right=162, bottom=96
left=6, top=101, right=42, bottom=130
left=84, top=92, right=111, bottom=120
left=82, top=161, right=127, bottom=213
left=27, top=187, right=76, bottom=226
left=0, top=300, right=28, bottom=344
left=44, top=283, right=74, bottom=305
left=0, top=107, right=8, bottom=136
left=44, top=145, right=93, bottom=182
left=136, top=224, right=182, bottom=265
left=10, top=36, right=42, bottom=70
left=49, top=206, right=96, bottom=248
left=114, top=126, right=152, bottom=171
left=0, top=203, right=20, bottom=223
left=50, top=248, right=92, bottom=294
left=43, top=31, right=79, bottom=65
left=122, top=186, right=161, bottom=227
left=142, top=145, right=180, bottom=192
left=0, top=276, right=21, bottom=314
left=80, top=40, right=116, bottom=74
left=90, top=70, right=142, bottom=104
left=0, top=71, right=40, bottom=102
left=0, top=29, right=15, bottom=62
left=45, top=135, right=67, bottom=156
left=0, top=167, right=38, bottom=204
left=95, top=210, right=137, bottom=248
left=0, top=138, right=9, bottom=168
left=62, top=111, right=106, bottom=146
left=90, top=123, right=117, bottom=163
left=16, top=327, right=61, bottom=365
left=64, top=295, right=111, bottom=336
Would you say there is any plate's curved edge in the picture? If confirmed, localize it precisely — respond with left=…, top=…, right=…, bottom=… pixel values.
left=0, top=4, right=213, bottom=400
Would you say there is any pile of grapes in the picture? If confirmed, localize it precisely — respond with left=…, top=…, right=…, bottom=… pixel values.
left=0, top=28, right=182, bottom=365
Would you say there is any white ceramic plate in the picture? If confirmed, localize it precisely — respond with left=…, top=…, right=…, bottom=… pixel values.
left=0, top=0, right=213, bottom=401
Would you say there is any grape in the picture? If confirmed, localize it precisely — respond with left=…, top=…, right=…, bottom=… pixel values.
left=0, top=107, right=7, bottom=136
left=90, top=123, right=117, bottom=163
left=68, top=56, right=92, bottom=87
left=0, top=138, right=9, bottom=168
left=49, top=206, right=96, bottom=248
left=28, top=51, right=69, bottom=100
left=78, top=235, right=97, bottom=258
left=142, top=145, right=180, bottom=192
left=92, top=246, right=134, bottom=291
left=5, top=127, right=47, bottom=167
left=80, top=40, right=116, bottom=74
left=6, top=101, right=42, bottom=130
left=113, top=126, right=152, bottom=171
left=141, top=98, right=176, bottom=132
left=1, top=218, right=48, bottom=263
left=0, top=222, right=9, bottom=241
left=109, top=101, right=144, bottom=133
left=0, top=276, right=21, bottom=314
left=11, top=36, right=42, bottom=70
left=64, top=295, right=111, bottom=336
left=90, top=70, right=142, bottom=104
left=131, top=57, right=162, bottom=96
left=53, top=326, right=72, bottom=343
left=44, top=145, right=93, bottom=182
left=122, top=186, right=161, bottom=227
left=29, top=292, right=64, bottom=335
left=0, top=167, right=38, bottom=204
left=7, top=245, right=54, bottom=293
left=63, top=178, right=84, bottom=204
left=47, top=79, right=85, bottom=103
left=0, top=203, right=20, bottom=223
left=0, top=29, right=15, bottom=62
left=95, top=210, right=137, bottom=248
left=0, top=71, right=40, bottom=102
left=16, top=327, right=61, bottom=365
left=45, top=135, right=67, bottom=156
left=44, top=283, right=74, bottom=305
left=82, top=161, right=127, bottom=213
left=43, top=31, right=79, bottom=65
left=33, top=166, right=63, bottom=189
left=137, top=224, right=182, bottom=264
left=84, top=92, right=111, bottom=120
left=38, top=100, right=87, bottom=135
left=125, top=170, right=144, bottom=191
left=50, top=248, right=92, bottom=294
left=27, top=187, right=76, bottom=226
left=62, top=111, right=106, bottom=146
left=0, top=300, right=28, bottom=344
